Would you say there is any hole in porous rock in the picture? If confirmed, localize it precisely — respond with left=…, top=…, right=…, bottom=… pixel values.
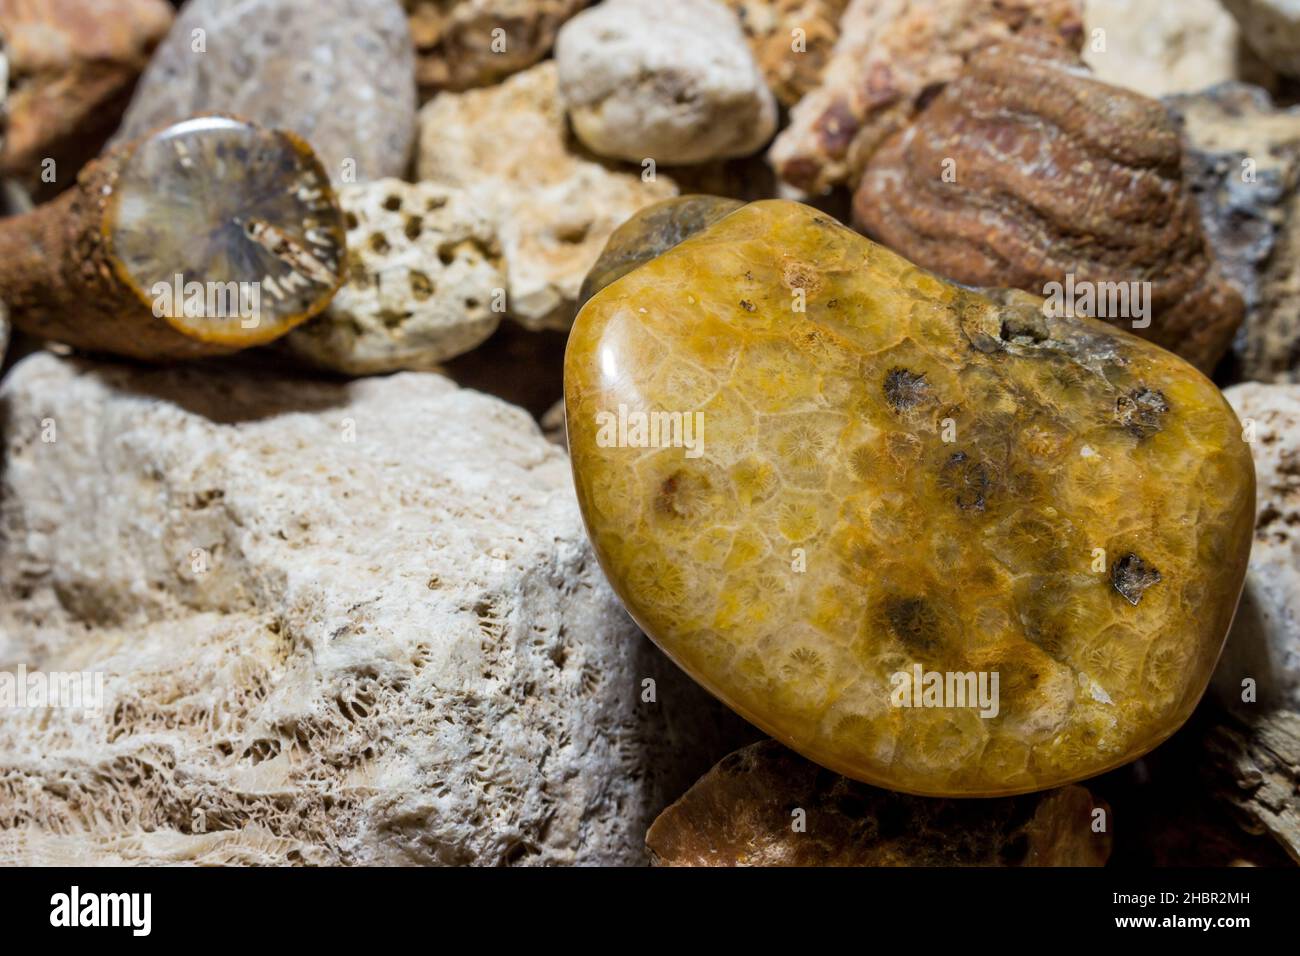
left=1114, top=387, right=1169, bottom=439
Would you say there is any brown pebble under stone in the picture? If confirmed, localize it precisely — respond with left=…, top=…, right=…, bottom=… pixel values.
left=647, top=740, right=1111, bottom=866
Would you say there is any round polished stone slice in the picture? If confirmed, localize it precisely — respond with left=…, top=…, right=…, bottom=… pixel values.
left=109, top=115, right=346, bottom=347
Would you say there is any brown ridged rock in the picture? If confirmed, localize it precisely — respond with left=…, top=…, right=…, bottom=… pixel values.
left=646, top=740, right=1111, bottom=866
left=853, top=39, right=1243, bottom=373
left=768, top=0, right=1084, bottom=196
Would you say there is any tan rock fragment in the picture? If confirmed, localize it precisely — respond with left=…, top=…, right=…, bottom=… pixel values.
left=417, top=62, right=677, bottom=331
left=647, top=740, right=1112, bottom=866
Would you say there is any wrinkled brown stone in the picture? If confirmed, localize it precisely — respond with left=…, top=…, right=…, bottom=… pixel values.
left=768, top=0, right=1084, bottom=196
left=722, top=0, right=850, bottom=107
left=404, top=0, right=585, bottom=97
left=0, top=0, right=173, bottom=197
left=647, top=740, right=1111, bottom=866
left=854, top=39, right=1243, bottom=373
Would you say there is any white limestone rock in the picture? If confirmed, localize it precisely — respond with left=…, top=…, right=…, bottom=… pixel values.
left=1224, top=0, right=1300, bottom=77
left=1084, top=0, right=1257, bottom=99
left=555, top=0, right=778, bottom=165
left=0, top=352, right=749, bottom=865
left=284, top=179, right=503, bottom=374
left=417, top=62, right=677, bottom=331
left=1215, top=383, right=1300, bottom=712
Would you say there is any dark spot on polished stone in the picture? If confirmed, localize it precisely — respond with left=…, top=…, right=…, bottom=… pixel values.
left=1115, top=387, right=1169, bottom=439
left=1111, top=552, right=1162, bottom=605
left=884, top=596, right=941, bottom=652
left=883, top=367, right=929, bottom=411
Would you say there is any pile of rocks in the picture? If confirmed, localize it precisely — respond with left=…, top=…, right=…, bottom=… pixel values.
left=0, top=0, right=1297, bottom=868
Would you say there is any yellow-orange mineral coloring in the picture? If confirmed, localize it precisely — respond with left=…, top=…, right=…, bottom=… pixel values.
left=564, top=199, right=1255, bottom=797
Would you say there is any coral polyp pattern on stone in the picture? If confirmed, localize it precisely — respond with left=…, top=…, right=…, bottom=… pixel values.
left=565, top=199, right=1256, bottom=797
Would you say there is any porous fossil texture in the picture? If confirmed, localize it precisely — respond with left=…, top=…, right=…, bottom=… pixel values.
left=647, top=740, right=1111, bottom=865
left=853, top=39, right=1244, bottom=374
left=417, top=61, right=678, bottom=331
left=285, top=179, right=504, bottom=374
left=1216, top=383, right=1300, bottom=713
left=0, top=0, right=173, bottom=197
left=116, top=0, right=416, bottom=185
left=722, top=0, right=850, bottom=107
left=0, top=353, right=752, bottom=866
left=555, top=0, right=778, bottom=165
left=1168, top=82, right=1300, bottom=383
left=403, top=0, right=585, bottom=97
left=565, top=199, right=1256, bottom=797
left=768, top=0, right=1084, bottom=196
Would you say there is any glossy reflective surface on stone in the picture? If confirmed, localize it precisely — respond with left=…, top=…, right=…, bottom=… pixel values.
left=110, top=116, right=346, bottom=346
left=565, top=199, right=1255, bottom=797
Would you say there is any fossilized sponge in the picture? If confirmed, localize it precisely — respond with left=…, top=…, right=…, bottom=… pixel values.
left=565, top=199, right=1256, bottom=797
left=853, top=39, right=1243, bottom=374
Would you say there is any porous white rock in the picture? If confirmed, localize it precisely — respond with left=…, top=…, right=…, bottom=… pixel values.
left=0, top=353, right=748, bottom=866
left=555, top=0, right=778, bottom=165
left=1224, top=0, right=1300, bottom=77
left=418, top=62, right=677, bottom=331
left=284, top=179, right=503, bottom=374
left=1215, top=383, right=1300, bottom=711
left=1085, top=0, right=1256, bottom=98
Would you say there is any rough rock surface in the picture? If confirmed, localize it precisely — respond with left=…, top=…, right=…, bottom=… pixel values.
left=404, top=0, right=585, bottom=97
left=0, top=352, right=751, bottom=866
left=285, top=179, right=504, bottom=374
left=566, top=199, right=1256, bottom=797
left=1224, top=0, right=1300, bottom=77
left=723, top=0, right=850, bottom=107
left=115, top=0, right=416, bottom=185
left=854, top=39, right=1244, bottom=374
left=1083, top=0, right=1257, bottom=99
left=1168, top=83, right=1300, bottom=382
left=555, top=0, right=777, bottom=165
left=647, top=740, right=1111, bottom=865
left=1204, top=707, right=1300, bottom=862
left=1216, top=384, right=1300, bottom=712
left=418, top=62, right=678, bottom=331
left=768, top=0, right=1084, bottom=195
left=0, top=0, right=173, bottom=196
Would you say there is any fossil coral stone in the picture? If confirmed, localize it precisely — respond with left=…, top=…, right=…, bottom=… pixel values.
left=648, top=740, right=1110, bottom=866
left=418, top=62, right=678, bottom=331
left=854, top=39, right=1244, bottom=374
left=0, top=352, right=753, bottom=865
left=768, top=0, right=1084, bottom=195
left=116, top=0, right=416, bottom=185
left=0, top=115, right=346, bottom=361
left=285, top=178, right=503, bottom=374
left=565, top=199, right=1256, bottom=797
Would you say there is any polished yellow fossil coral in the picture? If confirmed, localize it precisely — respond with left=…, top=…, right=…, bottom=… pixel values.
left=564, top=199, right=1255, bottom=797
